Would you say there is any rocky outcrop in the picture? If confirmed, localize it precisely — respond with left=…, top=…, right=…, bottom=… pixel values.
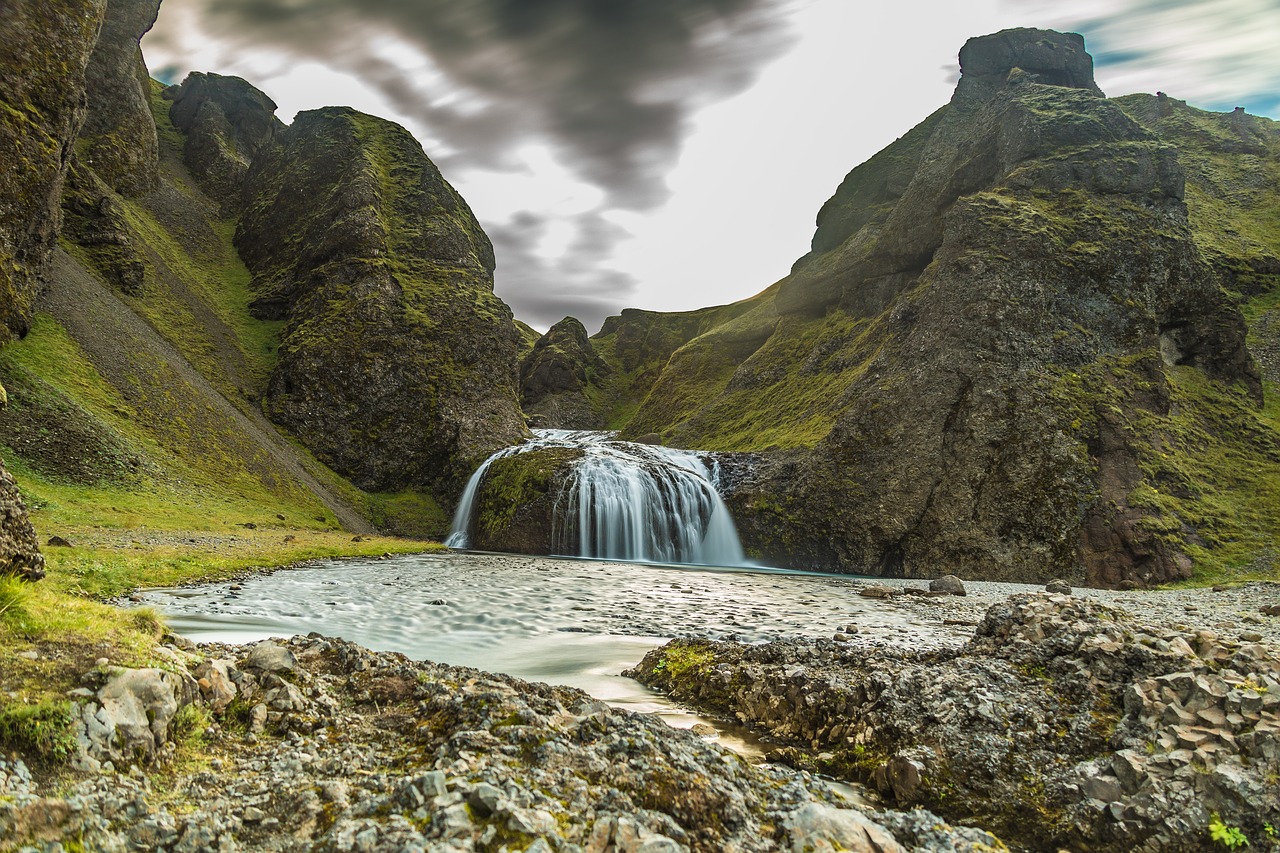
left=0, top=0, right=108, bottom=345
left=78, top=0, right=162, bottom=196
left=165, top=71, right=284, bottom=210
left=0, top=459, right=45, bottom=582
left=519, top=316, right=612, bottom=428
left=580, top=28, right=1270, bottom=587
left=465, top=446, right=584, bottom=553
left=632, top=592, right=1280, bottom=853
left=236, top=107, right=527, bottom=498
left=59, top=159, right=145, bottom=293
left=2, top=633, right=1004, bottom=852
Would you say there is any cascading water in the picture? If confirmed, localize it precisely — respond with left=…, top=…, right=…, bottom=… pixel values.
left=447, top=430, right=748, bottom=567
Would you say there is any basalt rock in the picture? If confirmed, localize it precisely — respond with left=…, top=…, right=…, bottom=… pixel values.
left=0, top=0, right=108, bottom=346
left=519, top=316, right=613, bottom=428
left=235, top=107, right=527, bottom=498
left=632, top=593, right=1280, bottom=853
left=166, top=71, right=285, bottom=211
left=78, top=0, right=162, bottom=196
left=59, top=159, right=145, bottom=294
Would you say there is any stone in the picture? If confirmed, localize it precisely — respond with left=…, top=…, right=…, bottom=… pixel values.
left=885, top=754, right=924, bottom=803
left=193, top=659, right=237, bottom=714
left=45, top=535, right=72, bottom=548
left=1045, top=579, right=1072, bottom=595
left=80, top=666, right=197, bottom=764
left=1261, top=604, right=1280, bottom=617
left=929, top=575, right=967, bottom=596
left=785, top=803, right=906, bottom=853
left=242, top=641, right=296, bottom=673
left=466, top=782, right=503, bottom=818
left=857, top=585, right=900, bottom=599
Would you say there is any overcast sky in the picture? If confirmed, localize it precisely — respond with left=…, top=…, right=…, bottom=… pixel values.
left=142, top=0, right=1280, bottom=334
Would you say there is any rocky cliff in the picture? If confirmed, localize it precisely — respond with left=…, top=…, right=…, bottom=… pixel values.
left=236, top=106, right=527, bottom=498
left=529, top=28, right=1279, bottom=588
left=1, top=0, right=530, bottom=541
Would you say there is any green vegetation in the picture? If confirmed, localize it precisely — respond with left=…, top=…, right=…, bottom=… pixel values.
left=1209, top=814, right=1251, bottom=849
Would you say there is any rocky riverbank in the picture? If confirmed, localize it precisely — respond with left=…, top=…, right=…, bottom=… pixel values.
left=1, top=632, right=1004, bottom=852
left=630, top=584, right=1280, bottom=853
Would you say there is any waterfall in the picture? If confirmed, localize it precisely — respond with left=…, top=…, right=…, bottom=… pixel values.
left=447, top=430, right=748, bottom=567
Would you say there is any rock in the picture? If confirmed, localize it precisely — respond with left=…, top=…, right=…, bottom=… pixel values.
left=241, top=641, right=296, bottom=673
left=1260, top=605, right=1280, bottom=617
left=192, top=658, right=237, bottom=714
left=77, top=0, right=163, bottom=196
left=0, top=461, right=46, bottom=581
left=235, top=106, right=528, bottom=499
left=857, top=585, right=901, bottom=599
left=519, top=316, right=613, bottom=428
left=466, top=782, right=503, bottom=818
left=1045, top=579, right=1072, bottom=595
left=77, top=666, right=197, bottom=765
left=167, top=71, right=284, bottom=210
left=885, top=754, right=925, bottom=803
left=785, top=803, right=906, bottom=853
left=0, top=0, right=107, bottom=345
left=929, top=575, right=967, bottom=596
left=46, top=535, right=72, bottom=548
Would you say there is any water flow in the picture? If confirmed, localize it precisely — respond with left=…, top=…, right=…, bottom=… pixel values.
left=448, top=430, right=747, bottom=566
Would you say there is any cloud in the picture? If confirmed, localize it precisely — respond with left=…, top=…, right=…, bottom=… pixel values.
left=165, top=0, right=801, bottom=210
left=487, top=210, right=639, bottom=334
left=1038, top=0, right=1280, bottom=115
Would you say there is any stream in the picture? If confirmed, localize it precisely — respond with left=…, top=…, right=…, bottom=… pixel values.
left=138, top=551, right=964, bottom=759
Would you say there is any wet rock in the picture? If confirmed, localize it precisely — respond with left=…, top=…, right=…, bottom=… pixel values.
left=857, top=585, right=901, bottom=600
left=929, top=575, right=966, bottom=596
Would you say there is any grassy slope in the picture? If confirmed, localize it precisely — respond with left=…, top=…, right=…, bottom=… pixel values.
left=0, top=84, right=449, bottom=764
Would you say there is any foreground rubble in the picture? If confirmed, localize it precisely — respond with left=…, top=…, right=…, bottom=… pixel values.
left=631, top=593, right=1280, bottom=852
left=1, top=634, right=1002, bottom=852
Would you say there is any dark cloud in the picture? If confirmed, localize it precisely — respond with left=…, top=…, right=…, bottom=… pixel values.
left=488, top=210, right=638, bottom=333
left=177, top=0, right=799, bottom=210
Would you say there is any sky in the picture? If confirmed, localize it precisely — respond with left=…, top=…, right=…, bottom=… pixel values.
left=141, top=0, right=1280, bottom=334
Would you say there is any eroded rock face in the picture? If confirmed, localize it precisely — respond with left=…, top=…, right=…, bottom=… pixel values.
left=235, top=107, right=527, bottom=497
left=78, top=0, right=162, bottom=196
left=166, top=71, right=284, bottom=210
left=0, top=459, right=45, bottom=582
left=738, top=28, right=1259, bottom=586
left=519, top=316, right=613, bottom=428
left=632, top=593, right=1280, bottom=853
left=0, top=0, right=108, bottom=345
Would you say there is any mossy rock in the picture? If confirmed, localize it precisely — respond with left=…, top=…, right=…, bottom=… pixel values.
left=468, top=447, right=584, bottom=554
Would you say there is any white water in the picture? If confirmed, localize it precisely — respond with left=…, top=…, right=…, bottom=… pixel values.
left=447, top=430, right=748, bottom=567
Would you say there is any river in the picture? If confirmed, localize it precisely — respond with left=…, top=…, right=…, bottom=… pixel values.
left=137, top=551, right=968, bottom=757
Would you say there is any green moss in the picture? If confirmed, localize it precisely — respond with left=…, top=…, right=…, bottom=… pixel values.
left=472, top=448, right=582, bottom=541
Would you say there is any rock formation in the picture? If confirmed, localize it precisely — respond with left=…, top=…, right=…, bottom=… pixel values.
left=519, top=316, right=612, bottom=428
left=0, top=462, right=45, bottom=582
left=235, top=106, right=528, bottom=498
left=165, top=71, right=285, bottom=210
left=572, top=28, right=1275, bottom=587
left=632, top=591, right=1280, bottom=853
left=78, top=0, right=163, bottom=196
left=0, top=0, right=108, bottom=345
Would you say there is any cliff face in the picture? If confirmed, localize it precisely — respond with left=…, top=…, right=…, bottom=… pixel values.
left=579, top=28, right=1279, bottom=587
left=0, top=0, right=109, bottom=577
left=0, top=0, right=107, bottom=346
left=236, top=107, right=528, bottom=498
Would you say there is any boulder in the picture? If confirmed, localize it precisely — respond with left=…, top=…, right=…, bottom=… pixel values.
left=1045, top=578, right=1072, bottom=595
left=785, top=803, right=906, bottom=853
left=74, top=666, right=198, bottom=767
left=241, top=641, right=296, bottom=673
left=929, top=575, right=966, bottom=596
